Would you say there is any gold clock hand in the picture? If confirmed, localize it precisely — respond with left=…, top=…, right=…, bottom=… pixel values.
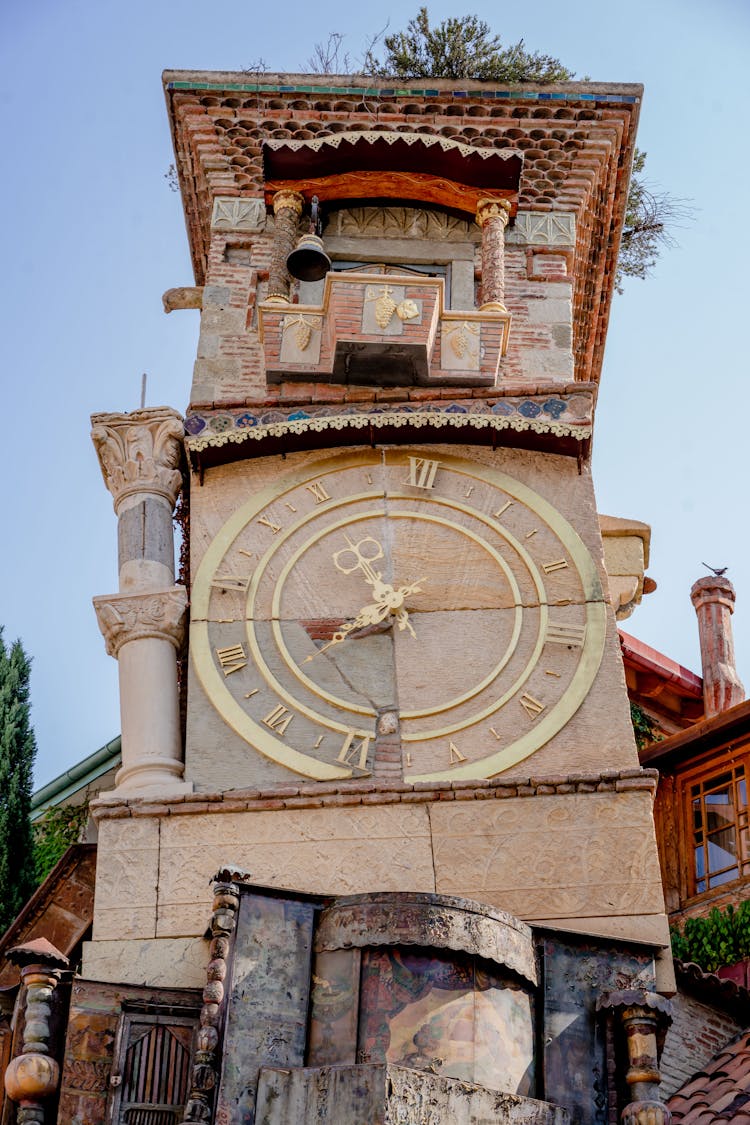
left=303, top=599, right=391, bottom=662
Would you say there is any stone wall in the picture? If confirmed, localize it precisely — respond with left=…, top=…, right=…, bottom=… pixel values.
left=83, top=776, right=666, bottom=990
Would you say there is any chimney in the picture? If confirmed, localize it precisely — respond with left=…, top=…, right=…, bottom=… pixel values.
left=691, top=575, right=745, bottom=717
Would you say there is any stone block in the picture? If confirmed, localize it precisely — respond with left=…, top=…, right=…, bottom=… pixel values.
left=255, top=1063, right=569, bottom=1124
left=517, top=346, right=574, bottom=381
left=526, top=299, right=572, bottom=325
left=212, top=197, right=266, bottom=232
left=92, top=817, right=159, bottom=938
left=91, top=906, right=158, bottom=941
left=81, top=935, right=207, bottom=989
left=429, top=791, right=665, bottom=929
left=507, top=212, right=576, bottom=247
left=157, top=805, right=435, bottom=918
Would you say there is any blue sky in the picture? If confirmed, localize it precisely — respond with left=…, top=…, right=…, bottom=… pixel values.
left=2, top=0, right=749, bottom=786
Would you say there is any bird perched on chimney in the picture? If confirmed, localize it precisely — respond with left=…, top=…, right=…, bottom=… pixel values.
left=702, top=563, right=729, bottom=577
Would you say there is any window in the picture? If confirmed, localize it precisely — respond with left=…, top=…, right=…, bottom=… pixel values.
left=689, top=765, right=750, bottom=894
left=109, top=1010, right=196, bottom=1125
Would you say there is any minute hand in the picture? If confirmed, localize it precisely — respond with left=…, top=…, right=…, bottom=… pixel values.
left=303, top=600, right=392, bottom=662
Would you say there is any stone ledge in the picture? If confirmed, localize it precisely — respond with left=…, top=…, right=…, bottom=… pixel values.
left=91, top=768, right=658, bottom=820
left=189, top=380, right=597, bottom=413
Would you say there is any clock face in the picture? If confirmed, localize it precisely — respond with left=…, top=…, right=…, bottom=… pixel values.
left=190, top=449, right=606, bottom=782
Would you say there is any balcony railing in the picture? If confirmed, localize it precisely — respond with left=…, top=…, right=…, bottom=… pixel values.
left=259, top=273, right=510, bottom=387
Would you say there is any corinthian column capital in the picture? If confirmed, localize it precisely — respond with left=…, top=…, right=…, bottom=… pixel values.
left=476, top=197, right=512, bottom=228
left=93, top=587, right=188, bottom=658
left=91, top=407, right=184, bottom=513
left=272, top=189, right=304, bottom=217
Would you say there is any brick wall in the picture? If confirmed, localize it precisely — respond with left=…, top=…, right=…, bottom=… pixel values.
left=659, top=991, right=742, bottom=1099
left=190, top=219, right=574, bottom=406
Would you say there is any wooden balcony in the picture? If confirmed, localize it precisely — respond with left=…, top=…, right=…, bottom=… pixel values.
left=259, top=273, right=510, bottom=387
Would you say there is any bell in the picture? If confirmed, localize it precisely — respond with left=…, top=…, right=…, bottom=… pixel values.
left=286, top=233, right=331, bottom=283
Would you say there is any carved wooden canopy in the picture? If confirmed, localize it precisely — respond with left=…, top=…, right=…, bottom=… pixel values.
left=262, top=132, right=522, bottom=217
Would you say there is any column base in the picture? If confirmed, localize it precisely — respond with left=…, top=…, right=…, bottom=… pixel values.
left=114, top=757, right=194, bottom=796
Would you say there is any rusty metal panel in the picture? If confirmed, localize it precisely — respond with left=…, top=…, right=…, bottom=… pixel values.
left=216, top=892, right=316, bottom=1125
left=315, top=892, right=537, bottom=987
left=540, top=936, right=655, bottom=1125
left=308, top=948, right=360, bottom=1067
left=0, top=845, right=97, bottom=990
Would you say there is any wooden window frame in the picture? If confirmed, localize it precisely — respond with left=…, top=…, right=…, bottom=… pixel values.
left=679, top=751, right=750, bottom=902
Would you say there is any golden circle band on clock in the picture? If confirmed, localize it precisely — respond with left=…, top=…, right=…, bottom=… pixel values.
left=190, top=449, right=607, bottom=783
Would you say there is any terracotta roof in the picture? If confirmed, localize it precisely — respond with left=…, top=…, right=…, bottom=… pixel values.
left=675, top=961, right=750, bottom=1025
left=668, top=1029, right=750, bottom=1122
left=163, top=71, right=642, bottom=386
left=620, top=629, right=705, bottom=730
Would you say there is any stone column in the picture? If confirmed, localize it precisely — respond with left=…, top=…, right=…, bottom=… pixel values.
left=91, top=407, right=190, bottom=793
left=267, top=190, right=304, bottom=303
left=598, top=990, right=672, bottom=1125
left=691, top=574, right=745, bottom=717
left=4, top=939, right=69, bottom=1125
left=476, top=197, right=512, bottom=311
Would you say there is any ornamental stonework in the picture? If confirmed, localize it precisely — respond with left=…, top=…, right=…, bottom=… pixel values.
left=211, top=197, right=266, bottom=232
left=331, top=206, right=478, bottom=242
left=507, top=212, right=576, bottom=247
left=93, top=587, right=188, bottom=658
left=91, top=407, right=184, bottom=512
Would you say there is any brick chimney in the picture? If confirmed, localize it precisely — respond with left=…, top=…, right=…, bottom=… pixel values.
left=691, top=574, right=745, bottom=717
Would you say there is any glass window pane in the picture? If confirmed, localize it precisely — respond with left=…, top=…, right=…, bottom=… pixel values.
left=706, top=831, right=737, bottom=873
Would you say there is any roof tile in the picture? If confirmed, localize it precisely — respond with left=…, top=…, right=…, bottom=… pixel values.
left=668, top=1031, right=750, bottom=1122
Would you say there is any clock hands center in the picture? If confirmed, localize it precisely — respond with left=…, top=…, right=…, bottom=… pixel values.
left=305, top=533, right=426, bottom=661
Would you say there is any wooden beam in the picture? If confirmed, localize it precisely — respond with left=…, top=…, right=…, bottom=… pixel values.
left=265, top=172, right=517, bottom=220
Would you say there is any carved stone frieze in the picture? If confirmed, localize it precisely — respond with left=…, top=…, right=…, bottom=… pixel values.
left=507, top=212, right=577, bottom=247
left=91, top=407, right=184, bottom=512
left=331, top=205, right=478, bottom=242
left=211, top=196, right=266, bottom=232
left=93, top=587, right=187, bottom=658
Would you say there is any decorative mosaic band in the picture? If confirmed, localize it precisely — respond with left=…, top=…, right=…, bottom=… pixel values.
left=184, top=396, right=592, bottom=453
left=167, top=80, right=639, bottom=105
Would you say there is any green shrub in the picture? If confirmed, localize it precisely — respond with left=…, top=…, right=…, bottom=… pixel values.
left=33, top=802, right=89, bottom=884
left=671, top=901, right=750, bottom=972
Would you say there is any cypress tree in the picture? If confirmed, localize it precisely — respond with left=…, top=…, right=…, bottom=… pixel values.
left=0, top=629, right=37, bottom=933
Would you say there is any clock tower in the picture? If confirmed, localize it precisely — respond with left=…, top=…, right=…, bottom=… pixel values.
left=78, top=73, right=672, bottom=1124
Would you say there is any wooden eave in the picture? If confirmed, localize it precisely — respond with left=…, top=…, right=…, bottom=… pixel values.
left=621, top=630, right=705, bottom=730
left=163, top=71, right=642, bottom=385
left=640, top=697, right=750, bottom=772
